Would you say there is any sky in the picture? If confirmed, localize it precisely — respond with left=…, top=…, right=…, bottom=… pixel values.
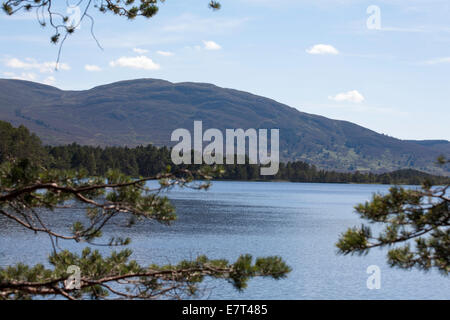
left=0, top=0, right=449, bottom=141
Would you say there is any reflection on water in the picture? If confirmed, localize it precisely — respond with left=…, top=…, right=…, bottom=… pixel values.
left=0, top=181, right=448, bottom=299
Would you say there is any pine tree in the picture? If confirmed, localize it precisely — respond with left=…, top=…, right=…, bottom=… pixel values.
left=0, top=159, right=290, bottom=299
left=336, top=157, right=449, bottom=275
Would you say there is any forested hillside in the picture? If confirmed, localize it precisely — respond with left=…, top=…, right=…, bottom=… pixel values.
left=1, top=79, right=448, bottom=175
left=1, top=120, right=448, bottom=185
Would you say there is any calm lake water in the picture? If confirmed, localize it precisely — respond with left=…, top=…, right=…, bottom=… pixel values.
left=0, top=181, right=448, bottom=299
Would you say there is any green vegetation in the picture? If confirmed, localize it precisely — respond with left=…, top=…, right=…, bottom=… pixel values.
left=337, top=157, right=449, bottom=275
left=0, top=122, right=290, bottom=300
left=1, top=121, right=448, bottom=185
left=0, top=120, right=447, bottom=300
left=46, top=143, right=450, bottom=185
left=1, top=79, right=448, bottom=175
left=0, top=121, right=47, bottom=163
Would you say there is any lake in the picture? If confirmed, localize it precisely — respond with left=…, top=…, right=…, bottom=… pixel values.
left=0, top=181, right=448, bottom=299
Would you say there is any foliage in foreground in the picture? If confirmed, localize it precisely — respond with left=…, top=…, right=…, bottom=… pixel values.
left=337, top=157, right=449, bottom=275
left=0, top=159, right=290, bottom=300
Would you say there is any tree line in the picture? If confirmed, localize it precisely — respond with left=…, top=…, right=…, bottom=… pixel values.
left=46, top=143, right=449, bottom=185
left=1, top=120, right=448, bottom=185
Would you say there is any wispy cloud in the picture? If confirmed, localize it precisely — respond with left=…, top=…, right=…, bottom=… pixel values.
left=2, top=71, right=37, bottom=81
left=203, top=40, right=222, bottom=50
left=423, top=57, right=450, bottom=65
left=306, top=44, right=339, bottom=55
left=162, top=14, right=249, bottom=34
left=109, top=56, right=160, bottom=70
left=85, top=64, right=102, bottom=72
left=157, top=50, right=175, bottom=57
left=60, top=14, right=248, bottom=49
left=360, top=23, right=450, bottom=34
left=3, top=71, right=56, bottom=85
left=379, top=26, right=427, bottom=33
left=329, top=90, right=365, bottom=103
left=4, top=57, right=70, bottom=73
left=133, top=48, right=149, bottom=54
left=43, top=76, right=55, bottom=85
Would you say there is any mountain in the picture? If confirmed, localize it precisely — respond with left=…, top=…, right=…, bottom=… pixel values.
left=405, top=140, right=450, bottom=155
left=0, top=78, right=448, bottom=175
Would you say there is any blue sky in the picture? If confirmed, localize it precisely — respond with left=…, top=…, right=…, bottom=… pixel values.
left=1, top=0, right=449, bottom=140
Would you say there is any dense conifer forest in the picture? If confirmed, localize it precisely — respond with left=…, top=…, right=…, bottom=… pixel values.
left=1, top=120, right=448, bottom=185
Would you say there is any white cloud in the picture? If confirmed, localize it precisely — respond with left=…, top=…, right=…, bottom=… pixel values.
left=109, top=56, right=160, bottom=70
left=306, top=44, right=339, bottom=55
left=43, top=76, right=56, bottom=85
left=2, top=71, right=37, bottom=81
left=2, top=71, right=57, bottom=85
left=4, top=57, right=70, bottom=73
left=424, top=57, right=450, bottom=65
left=133, top=48, right=148, bottom=54
left=157, top=50, right=175, bottom=57
left=85, top=64, right=102, bottom=72
left=329, top=90, right=365, bottom=103
left=203, top=40, right=222, bottom=50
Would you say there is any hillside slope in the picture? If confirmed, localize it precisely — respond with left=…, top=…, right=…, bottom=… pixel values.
left=0, top=78, right=448, bottom=174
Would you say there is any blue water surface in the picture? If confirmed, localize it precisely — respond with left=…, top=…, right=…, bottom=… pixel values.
left=0, top=181, right=448, bottom=299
